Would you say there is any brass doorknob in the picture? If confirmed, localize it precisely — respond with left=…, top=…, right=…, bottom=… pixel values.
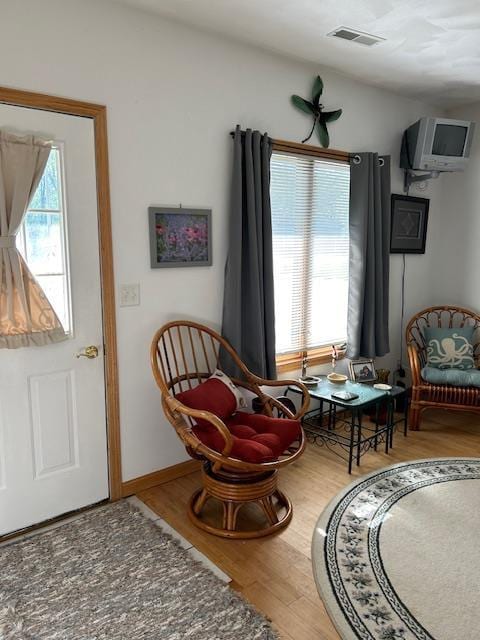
left=76, top=345, right=99, bottom=359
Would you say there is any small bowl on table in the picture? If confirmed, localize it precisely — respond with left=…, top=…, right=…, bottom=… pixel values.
left=298, top=375, right=320, bottom=388
left=373, top=383, right=392, bottom=391
left=327, top=373, right=348, bottom=384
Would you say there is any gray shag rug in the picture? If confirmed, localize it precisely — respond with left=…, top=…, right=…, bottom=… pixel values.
left=0, top=501, right=277, bottom=640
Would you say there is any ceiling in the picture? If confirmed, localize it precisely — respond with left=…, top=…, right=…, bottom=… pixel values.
left=112, top=0, right=480, bottom=108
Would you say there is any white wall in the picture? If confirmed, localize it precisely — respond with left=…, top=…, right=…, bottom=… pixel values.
left=430, top=103, right=480, bottom=311
left=0, top=0, right=445, bottom=480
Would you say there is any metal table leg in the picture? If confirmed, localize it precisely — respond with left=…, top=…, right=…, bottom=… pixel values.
left=388, top=396, right=394, bottom=449
left=348, top=410, right=355, bottom=474
left=374, top=403, right=379, bottom=451
left=385, top=402, right=390, bottom=454
left=356, top=410, right=362, bottom=466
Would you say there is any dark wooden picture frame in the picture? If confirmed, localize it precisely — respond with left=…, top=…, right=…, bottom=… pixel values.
left=390, top=194, right=429, bottom=254
left=149, top=207, right=212, bottom=268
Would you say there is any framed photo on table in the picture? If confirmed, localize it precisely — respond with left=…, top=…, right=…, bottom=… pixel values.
left=390, top=194, right=429, bottom=254
left=349, top=359, right=377, bottom=383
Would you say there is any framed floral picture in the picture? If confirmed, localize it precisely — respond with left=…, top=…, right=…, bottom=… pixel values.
left=149, top=207, right=212, bottom=268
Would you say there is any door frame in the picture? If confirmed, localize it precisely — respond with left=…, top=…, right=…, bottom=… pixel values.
left=0, top=86, right=122, bottom=500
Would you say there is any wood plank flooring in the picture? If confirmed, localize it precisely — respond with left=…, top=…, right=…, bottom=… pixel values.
left=138, top=410, right=480, bottom=639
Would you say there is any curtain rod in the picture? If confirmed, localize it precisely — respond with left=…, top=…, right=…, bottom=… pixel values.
left=350, top=154, right=384, bottom=165
left=230, top=129, right=349, bottom=160
left=229, top=129, right=271, bottom=140
left=228, top=130, right=385, bottom=165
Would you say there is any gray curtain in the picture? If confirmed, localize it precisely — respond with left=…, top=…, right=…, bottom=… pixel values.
left=347, top=152, right=391, bottom=359
left=221, top=126, right=276, bottom=379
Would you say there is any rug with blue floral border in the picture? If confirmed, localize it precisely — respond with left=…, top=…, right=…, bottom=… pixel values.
left=311, top=458, right=480, bottom=640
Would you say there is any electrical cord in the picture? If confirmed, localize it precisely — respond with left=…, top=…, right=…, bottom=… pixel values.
left=398, top=252, right=406, bottom=378
left=396, top=184, right=410, bottom=380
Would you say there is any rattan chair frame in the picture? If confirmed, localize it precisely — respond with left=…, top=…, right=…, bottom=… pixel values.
left=151, top=320, right=310, bottom=538
left=406, top=305, right=480, bottom=430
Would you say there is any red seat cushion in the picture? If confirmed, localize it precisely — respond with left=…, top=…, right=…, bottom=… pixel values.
left=251, top=432, right=283, bottom=456
left=192, top=412, right=301, bottom=463
left=177, top=379, right=301, bottom=464
left=226, top=412, right=301, bottom=454
left=228, top=424, right=257, bottom=439
left=192, top=425, right=277, bottom=463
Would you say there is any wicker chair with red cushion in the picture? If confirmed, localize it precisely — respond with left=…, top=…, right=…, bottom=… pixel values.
left=151, top=320, right=309, bottom=539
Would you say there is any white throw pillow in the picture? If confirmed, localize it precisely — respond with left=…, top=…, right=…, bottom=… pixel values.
left=209, top=369, right=248, bottom=410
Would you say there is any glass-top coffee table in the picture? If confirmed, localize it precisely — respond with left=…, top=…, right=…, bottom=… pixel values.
left=287, top=379, right=404, bottom=473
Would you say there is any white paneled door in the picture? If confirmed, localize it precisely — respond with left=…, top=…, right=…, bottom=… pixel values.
left=0, top=105, right=109, bottom=535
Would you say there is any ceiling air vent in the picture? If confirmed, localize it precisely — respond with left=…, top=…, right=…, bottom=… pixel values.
left=327, top=27, right=385, bottom=47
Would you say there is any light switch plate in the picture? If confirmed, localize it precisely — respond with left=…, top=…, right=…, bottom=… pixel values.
left=120, top=283, right=140, bottom=307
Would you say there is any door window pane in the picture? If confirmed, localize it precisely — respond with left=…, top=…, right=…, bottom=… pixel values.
left=29, top=150, right=60, bottom=210
left=23, top=212, right=63, bottom=274
left=17, top=147, right=71, bottom=333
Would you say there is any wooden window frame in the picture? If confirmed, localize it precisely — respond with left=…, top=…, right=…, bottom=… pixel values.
left=272, top=138, right=350, bottom=163
left=271, top=139, right=350, bottom=373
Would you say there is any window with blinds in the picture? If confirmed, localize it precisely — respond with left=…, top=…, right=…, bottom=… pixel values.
left=270, top=151, right=350, bottom=356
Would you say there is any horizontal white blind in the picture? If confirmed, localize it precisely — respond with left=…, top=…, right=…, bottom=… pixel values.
left=270, top=152, right=350, bottom=355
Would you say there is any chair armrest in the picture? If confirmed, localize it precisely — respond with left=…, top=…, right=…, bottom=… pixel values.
left=247, top=375, right=310, bottom=419
left=407, top=344, right=422, bottom=386
left=165, top=396, right=233, bottom=456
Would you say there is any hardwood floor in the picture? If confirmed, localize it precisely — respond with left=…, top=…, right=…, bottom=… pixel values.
left=138, top=410, right=480, bottom=639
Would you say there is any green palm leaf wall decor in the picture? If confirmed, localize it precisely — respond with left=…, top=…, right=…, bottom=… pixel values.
left=291, top=75, right=342, bottom=148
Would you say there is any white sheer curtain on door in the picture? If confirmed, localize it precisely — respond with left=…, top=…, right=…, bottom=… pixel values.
left=0, top=130, right=66, bottom=348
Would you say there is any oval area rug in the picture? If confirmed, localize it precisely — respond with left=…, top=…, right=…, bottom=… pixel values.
left=312, top=458, right=480, bottom=640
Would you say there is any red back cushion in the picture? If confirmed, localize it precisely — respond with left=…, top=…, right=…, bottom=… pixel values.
left=176, top=378, right=236, bottom=427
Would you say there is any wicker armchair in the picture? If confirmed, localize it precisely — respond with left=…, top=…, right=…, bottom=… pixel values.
left=406, top=305, right=480, bottom=430
left=150, top=320, right=310, bottom=539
